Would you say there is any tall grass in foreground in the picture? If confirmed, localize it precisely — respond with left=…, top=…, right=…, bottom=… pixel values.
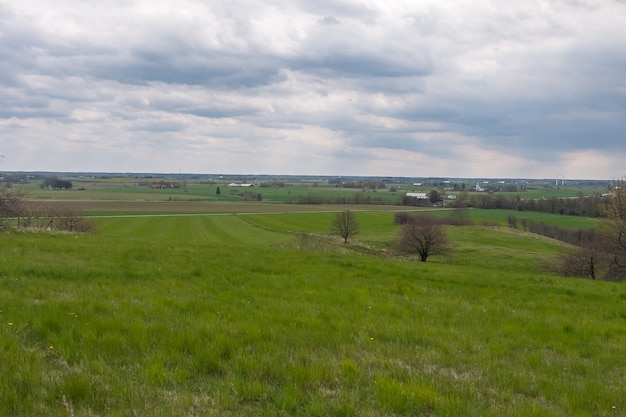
left=1, top=219, right=625, bottom=416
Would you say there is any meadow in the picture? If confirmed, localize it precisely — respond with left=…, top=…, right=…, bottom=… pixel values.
left=1, top=197, right=625, bottom=416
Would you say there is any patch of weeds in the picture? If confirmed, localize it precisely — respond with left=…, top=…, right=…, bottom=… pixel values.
left=374, top=376, right=439, bottom=415
left=339, top=359, right=360, bottom=385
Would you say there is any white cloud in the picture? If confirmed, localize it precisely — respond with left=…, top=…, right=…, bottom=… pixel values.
left=559, top=149, right=626, bottom=180
left=0, top=0, right=624, bottom=178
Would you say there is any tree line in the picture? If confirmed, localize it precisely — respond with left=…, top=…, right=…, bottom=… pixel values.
left=298, top=192, right=397, bottom=205
left=450, top=192, right=604, bottom=217
left=505, top=215, right=595, bottom=246
left=40, top=177, right=73, bottom=190
left=557, top=180, right=626, bottom=281
left=0, top=184, right=95, bottom=232
left=299, top=187, right=606, bottom=219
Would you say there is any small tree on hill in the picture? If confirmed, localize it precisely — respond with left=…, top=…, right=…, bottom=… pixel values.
left=397, top=214, right=449, bottom=262
left=331, top=210, right=360, bottom=243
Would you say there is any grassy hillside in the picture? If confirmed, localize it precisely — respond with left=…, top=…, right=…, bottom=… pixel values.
left=1, top=213, right=624, bottom=416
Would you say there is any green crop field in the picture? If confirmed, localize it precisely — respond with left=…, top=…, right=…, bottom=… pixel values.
left=1, top=197, right=624, bottom=416
left=454, top=209, right=598, bottom=229
left=22, top=177, right=407, bottom=204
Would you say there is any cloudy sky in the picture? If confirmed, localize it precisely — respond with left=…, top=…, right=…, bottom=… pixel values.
left=1, top=0, right=625, bottom=179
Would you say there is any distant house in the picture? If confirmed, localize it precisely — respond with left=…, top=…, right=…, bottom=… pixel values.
left=405, top=192, right=428, bottom=200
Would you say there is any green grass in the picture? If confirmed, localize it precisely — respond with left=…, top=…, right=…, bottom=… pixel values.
left=1, top=212, right=625, bottom=416
left=429, top=208, right=598, bottom=229
left=22, top=179, right=405, bottom=204
left=24, top=182, right=214, bottom=201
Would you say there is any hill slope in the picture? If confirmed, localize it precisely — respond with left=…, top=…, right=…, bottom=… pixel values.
left=1, top=214, right=624, bottom=416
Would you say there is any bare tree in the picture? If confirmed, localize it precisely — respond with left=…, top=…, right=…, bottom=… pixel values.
left=40, top=203, right=98, bottom=233
left=331, top=210, right=360, bottom=243
left=558, top=177, right=626, bottom=281
left=0, top=184, right=26, bottom=229
left=0, top=154, right=29, bottom=229
left=0, top=186, right=96, bottom=233
left=598, top=177, right=626, bottom=280
left=397, top=214, right=450, bottom=262
left=557, top=229, right=606, bottom=280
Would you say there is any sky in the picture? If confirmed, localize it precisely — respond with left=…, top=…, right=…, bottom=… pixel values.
left=1, top=0, right=625, bottom=179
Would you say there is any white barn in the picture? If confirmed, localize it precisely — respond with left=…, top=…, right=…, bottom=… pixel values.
left=405, top=192, right=428, bottom=200
left=228, top=183, right=255, bottom=187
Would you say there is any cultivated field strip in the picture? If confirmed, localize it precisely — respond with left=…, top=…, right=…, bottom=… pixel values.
left=96, top=215, right=291, bottom=246
left=37, top=199, right=407, bottom=215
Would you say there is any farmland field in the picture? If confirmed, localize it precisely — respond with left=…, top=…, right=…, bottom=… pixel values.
left=20, top=175, right=608, bottom=205
left=2, top=192, right=625, bottom=416
left=23, top=178, right=406, bottom=204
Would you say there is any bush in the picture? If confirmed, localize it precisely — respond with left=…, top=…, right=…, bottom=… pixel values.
left=448, top=209, right=472, bottom=226
left=19, top=202, right=97, bottom=233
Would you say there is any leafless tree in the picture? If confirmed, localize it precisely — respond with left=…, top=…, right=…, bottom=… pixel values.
left=331, top=210, right=360, bottom=243
left=0, top=184, right=27, bottom=229
left=598, top=177, right=626, bottom=280
left=396, top=214, right=450, bottom=262
left=559, top=177, right=626, bottom=281
left=40, top=203, right=98, bottom=233
left=0, top=188, right=96, bottom=233
left=557, top=229, right=606, bottom=280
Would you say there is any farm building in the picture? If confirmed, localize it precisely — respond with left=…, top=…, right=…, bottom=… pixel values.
left=405, top=192, right=428, bottom=200
left=228, top=183, right=255, bottom=187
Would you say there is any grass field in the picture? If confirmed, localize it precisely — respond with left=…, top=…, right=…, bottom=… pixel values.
left=22, top=179, right=406, bottom=204
left=498, top=189, right=603, bottom=200
left=2, top=200, right=624, bottom=416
